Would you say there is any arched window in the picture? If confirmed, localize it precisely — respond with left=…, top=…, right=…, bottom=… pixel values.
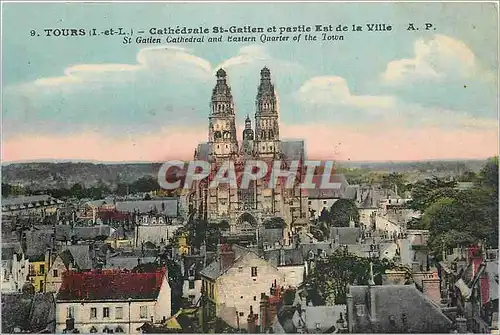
left=89, top=326, right=98, bottom=333
left=115, top=327, right=124, bottom=333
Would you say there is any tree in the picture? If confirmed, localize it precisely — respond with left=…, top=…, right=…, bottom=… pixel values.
left=457, top=170, right=478, bottom=182
left=381, top=172, right=408, bottom=194
left=70, top=183, right=85, bottom=198
left=306, top=249, right=398, bottom=305
left=407, top=177, right=458, bottom=212
left=328, top=199, right=360, bottom=227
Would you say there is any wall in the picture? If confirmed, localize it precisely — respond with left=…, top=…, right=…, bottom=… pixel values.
left=155, top=275, right=172, bottom=322
left=28, top=260, right=47, bottom=293
left=1, top=254, right=30, bottom=293
left=308, top=199, right=339, bottom=219
left=135, top=225, right=183, bottom=247
left=182, top=279, right=202, bottom=305
left=45, top=257, right=70, bottom=294
left=277, top=265, right=304, bottom=289
left=374, top=213, right=402, bottom=236
left=56, top=300, right=157, bottom=334
left=215, top=252, right=283, bottom=328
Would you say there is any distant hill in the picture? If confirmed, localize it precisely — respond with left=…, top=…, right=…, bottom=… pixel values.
left=2, top=162, right=163, bottom=190
left=1, top=159, right=487, bottom=190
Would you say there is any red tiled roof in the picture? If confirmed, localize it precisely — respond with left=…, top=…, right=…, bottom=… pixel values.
left=56, top=268, right=167, bottom=301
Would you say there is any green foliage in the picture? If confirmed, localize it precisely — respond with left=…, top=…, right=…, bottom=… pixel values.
left=2, top=183, right=31, bottom=197
left=306, top=249, right=398, bottom=305
left=417, top=158, right=499, bottom=255
left=328, top=199, right=360, bottom=227
left=457, top=170, right=478, bottom=182
left=381, top=172, right=409, bottom=194
left=407, top=177, right=458, bottom=212
left=334, top=167, right=385, bottom=185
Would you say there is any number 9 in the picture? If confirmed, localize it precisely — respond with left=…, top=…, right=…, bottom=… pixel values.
left=30, top=30, right=36, bottom=36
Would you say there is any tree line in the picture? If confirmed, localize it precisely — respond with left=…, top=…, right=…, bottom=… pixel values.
left=407, top=157, right=498, bottom=257
left=2, top=176, right=167, bottom=200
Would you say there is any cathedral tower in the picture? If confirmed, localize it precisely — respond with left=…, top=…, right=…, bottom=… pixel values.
left=208, top=68, right=239, bottom=159
left=254, top=67, right=281, bottom=158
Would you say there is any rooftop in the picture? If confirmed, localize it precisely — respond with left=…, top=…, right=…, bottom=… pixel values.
left=56, top=268, right=167, bottom=301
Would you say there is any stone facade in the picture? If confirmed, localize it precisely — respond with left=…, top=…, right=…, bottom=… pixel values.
left=190, top=68, right=309, bottom=234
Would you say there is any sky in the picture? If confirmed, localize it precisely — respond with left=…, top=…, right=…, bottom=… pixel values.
left=2, top=2, right=498, bottom=162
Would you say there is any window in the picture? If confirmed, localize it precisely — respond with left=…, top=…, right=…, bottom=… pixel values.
left=39, top=264, right=45, bottom=274
left=90, top=308, right=97, bottom=319
left=53, top=269, right=58, bottom=277
left=251, top=267, right=258, bottom=277
left=323, top=200, right=327, bottom=205
left=188, top=269, right=195, bottom=277
left=116, top=307, right=123, bottom=320
left=189, top=280, right=195, bottom=289
left=239, top=312, right=244, bottom=317
left=238, top=266, right=243, bottom=272
left=67, top=306, right=75, bottom=319
left=103, top=307, right=110, bottom=318
left=308, top=201, right=311, bottom=205
left=253, top=296, right=257, bottom=301
left=140, top=306, right=148, bottom=319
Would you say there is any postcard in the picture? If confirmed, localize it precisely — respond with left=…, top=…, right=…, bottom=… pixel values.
left=1, top=2, right=498, bottom=334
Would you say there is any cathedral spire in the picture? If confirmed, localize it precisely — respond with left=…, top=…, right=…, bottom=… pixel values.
left=208, top=69, right=238, bottom=158
left=211, top=68, right=234, bottom=115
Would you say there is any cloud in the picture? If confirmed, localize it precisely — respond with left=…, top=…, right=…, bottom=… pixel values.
left=298, top=76, right=396, bottom=108
left=381, top=34, right=495, bottom=84
left=3, top=45, right=303, bottom=138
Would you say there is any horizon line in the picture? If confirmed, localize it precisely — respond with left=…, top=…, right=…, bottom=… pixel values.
left=1, top=157, right=492, bottom=166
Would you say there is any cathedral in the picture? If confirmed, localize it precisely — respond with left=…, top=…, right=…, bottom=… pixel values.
left=190, top=67, right=309, bottom=235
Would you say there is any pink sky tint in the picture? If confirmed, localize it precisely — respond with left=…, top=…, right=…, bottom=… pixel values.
left=2, top=123, right=498, bottom=162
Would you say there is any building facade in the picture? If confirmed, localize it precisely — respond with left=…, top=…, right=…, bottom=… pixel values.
left=200, top=244, right=284, bottom=329
left=55, top=269, right=171, bottom=334
left=190, top=68, right=309, bottom=235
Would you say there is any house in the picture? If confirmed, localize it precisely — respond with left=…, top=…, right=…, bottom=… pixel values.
left=2, top=195, right=64, bottom=217
left=307, top=174, right=350, bottom=219
left=200, top=244, right=285, bottom=330
left=263, top=247, right=305, bottom=288
left=181, top=251, right=216, bottom=307
left=135, top=224, right=184, bottom=248
left=45, top=245, right=95, bottom=293
left=1, top=246, right=30, bottom=293
left=290, top=304, right=347, bottom=333
left=104, top=255, right=157, bottom=270
left=115, top=199, right=179, bottom=218
left=55, top=268, right=171, bottom=334
left=1, top=292, right=56, bottom=333
left=347, top=284, right=454, bottom=333
left=105, top=226, right=135, bottom=249
left=330, top=227, right=361, bottom=245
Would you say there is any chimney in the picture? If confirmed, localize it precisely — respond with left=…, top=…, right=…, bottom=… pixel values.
left=367, top=263, right=376, bottom=322
left=455, top=316, right=467, bottom=333
left=219, top=244, right=235, bottom=272
left=260, top=293, right=269, bottom=331
left=422, top=272, right=441, bottom=305
left=247, top=306, right=257, bottom=333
